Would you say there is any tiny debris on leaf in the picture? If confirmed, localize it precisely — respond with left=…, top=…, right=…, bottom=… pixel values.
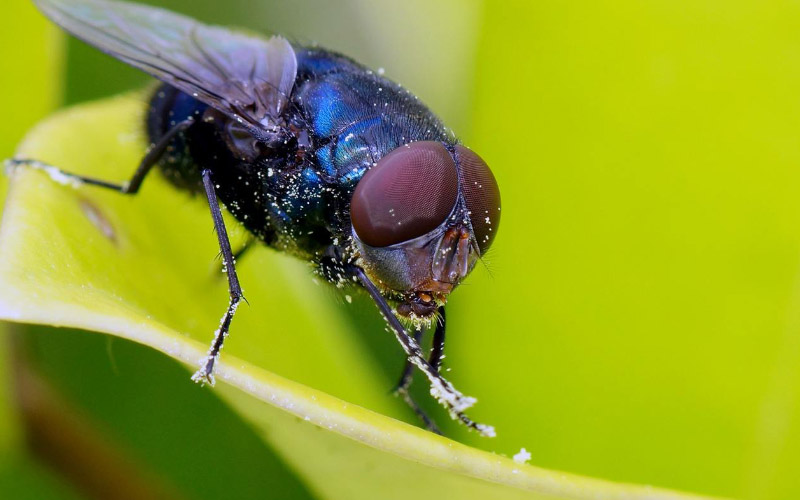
left=512, top=447, right=531, bottom=464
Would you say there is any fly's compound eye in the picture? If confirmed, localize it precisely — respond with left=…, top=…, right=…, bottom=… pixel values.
left=351, top=141, right=458, bottom=247
left=455, top=145, right=501, bottom=254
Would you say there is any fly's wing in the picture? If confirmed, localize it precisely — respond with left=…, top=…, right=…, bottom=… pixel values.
left=34, top=0, right=297, bottom=131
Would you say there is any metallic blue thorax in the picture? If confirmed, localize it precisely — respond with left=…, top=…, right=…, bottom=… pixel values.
left=148, top=47, right=454, bottom=260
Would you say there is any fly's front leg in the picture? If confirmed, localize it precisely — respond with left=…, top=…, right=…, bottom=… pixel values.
left=393, top=307, right=446, bottom=434
left=392, top=330, right=422, bottom=394
left=192, top=169, right=244, bottom=386
left=393, top=307, right=446, bottom=392
left=351, top=265, right=494, bottom=437
left=5, top=118, right=194, bottom=194
left=429, top=307, right=446, bottom=372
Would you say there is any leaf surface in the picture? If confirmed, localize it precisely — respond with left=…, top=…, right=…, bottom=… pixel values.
left=0, top=94, right=718, bottom=500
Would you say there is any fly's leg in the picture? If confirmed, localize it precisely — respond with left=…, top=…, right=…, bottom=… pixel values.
left=351, top=266, right=494, bottom=437
left=395, top=386, right=442, bottom=435
left=392, top=330, right=422, bottom=393
left=391, top=329, right=441, bottom=434
left=392, top=308, right=447, bottom=434
left=5, top=118, right=194, bottom=194
left=393, top=308, right=447, bottom=391
left=7, top=120, right=240, bottom=385
left=429, top=307, right=446, bottom=372
left=191, top=169, right=244, bottom=386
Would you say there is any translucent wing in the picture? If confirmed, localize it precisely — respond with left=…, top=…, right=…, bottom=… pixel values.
left=34, top=0, right=297, bottom=131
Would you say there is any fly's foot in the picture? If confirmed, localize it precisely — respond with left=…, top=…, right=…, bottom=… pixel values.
left=191, top=357, right=217, bottom=386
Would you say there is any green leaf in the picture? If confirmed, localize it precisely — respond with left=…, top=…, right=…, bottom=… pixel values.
left=0, top=4, right=92, bottom=498
left=19, top=324, right=317, bottom=500
left=0, top=454, right=86, bottom=500
left=0, top=0, right=63, bottom=160
left=0, top=0, right=64, bottom=458
left=0, top=94, right=717, bottom=500
left=460, top=1, right=800, bottom=499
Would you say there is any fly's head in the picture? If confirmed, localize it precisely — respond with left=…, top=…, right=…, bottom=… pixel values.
left=349, top=141, right=501, bottom=322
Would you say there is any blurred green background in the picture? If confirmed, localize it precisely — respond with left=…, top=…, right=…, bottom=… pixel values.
left=3, top=0, right=800, bottom=499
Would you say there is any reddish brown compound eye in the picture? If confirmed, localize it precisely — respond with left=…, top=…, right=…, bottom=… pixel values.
left=455, top=145, right=501, bottom=254
left=351, top=141, right=458, bottom=247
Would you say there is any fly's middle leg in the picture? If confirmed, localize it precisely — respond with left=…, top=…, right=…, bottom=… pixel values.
left=191, top=168, right=245, bottom=385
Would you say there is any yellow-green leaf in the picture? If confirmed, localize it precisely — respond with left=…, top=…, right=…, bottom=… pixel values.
left=0, top=0, right=64, bottom=459
left=0, top=94, right=717, bottom=500
left=459, top=2, right=800, bottom=499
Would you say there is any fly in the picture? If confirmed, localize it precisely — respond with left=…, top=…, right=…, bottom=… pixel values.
left=11, top=0, right=501, bottom=436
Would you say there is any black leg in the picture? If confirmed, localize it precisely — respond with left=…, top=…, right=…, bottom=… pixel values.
left=429, top=307, right=446, bottom=373
left=392, top=330, right=422, bottom=393
left=5, top=118, right=193, bottom=194
left=392, top=307, right=446, bottom=434
left=392, top=329, right=442, bottom=433
left=191, top=169, right=244, bottom=385
left=396, top=386, right=442, bottom=435
left=350, top=266, right=494, bottom=437
left=394, top=307, right=446, bottom=391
